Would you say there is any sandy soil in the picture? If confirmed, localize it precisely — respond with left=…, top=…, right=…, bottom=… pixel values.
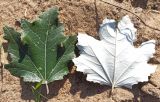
left=0, top=0, right=160, bottom=102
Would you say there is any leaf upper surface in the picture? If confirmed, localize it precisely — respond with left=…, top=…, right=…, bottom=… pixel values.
left=4, top=8, right=76, bottom=84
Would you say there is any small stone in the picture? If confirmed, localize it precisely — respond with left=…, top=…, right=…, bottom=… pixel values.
left=26, top=0, right=37, bottom=8
left=135, top=7, right=143, bottom=13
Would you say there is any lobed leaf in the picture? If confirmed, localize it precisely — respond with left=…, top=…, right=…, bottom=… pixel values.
left=73, top=15, right=156, bottom=89
left=4, top=8, right=76, bottom=84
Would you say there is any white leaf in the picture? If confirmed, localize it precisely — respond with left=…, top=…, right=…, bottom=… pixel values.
left=73, top=15, right=156, bottom=89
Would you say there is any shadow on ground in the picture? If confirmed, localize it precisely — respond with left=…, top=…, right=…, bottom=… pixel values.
left=19, top=71, right=160, bottom=102
left=20, top=77, right=67, bottom=101
left=69, top=72, right=110, bottom=98
left=132, top=83, right=160, bottom=102
left=131, top=0, right=148, bottom=9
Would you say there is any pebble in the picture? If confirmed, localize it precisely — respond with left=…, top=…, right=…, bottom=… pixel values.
left=134, top=7, right=143, bottom=13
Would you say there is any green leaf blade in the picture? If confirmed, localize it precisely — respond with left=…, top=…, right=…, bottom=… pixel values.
left=4, top=8, right=76, bottom=84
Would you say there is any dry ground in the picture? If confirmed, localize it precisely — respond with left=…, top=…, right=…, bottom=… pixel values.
left=0, top=0, right=160, bottom=102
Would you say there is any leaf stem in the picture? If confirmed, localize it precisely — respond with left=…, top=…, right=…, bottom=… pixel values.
left=109, top=85, right=114, bottom=97
left=32, top=81, right=49, bottom=102
left=45, top=81, right=49, bottom=94
left=111, top=85, right=114, bottom=94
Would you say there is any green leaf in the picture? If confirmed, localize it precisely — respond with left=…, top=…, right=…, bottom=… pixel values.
left=3, top=8, right=76, bottom=84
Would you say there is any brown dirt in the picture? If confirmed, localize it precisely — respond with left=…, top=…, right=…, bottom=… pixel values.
left=0, top=0, right=160, bottom=102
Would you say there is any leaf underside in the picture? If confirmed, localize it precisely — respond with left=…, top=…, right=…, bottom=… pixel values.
left=3, top=8, right=76, bottom=84
left=73, top=15, right=156, bottom=89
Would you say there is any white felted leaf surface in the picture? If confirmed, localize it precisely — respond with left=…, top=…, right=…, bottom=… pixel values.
left=73, top=15, right=156, bottom=89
